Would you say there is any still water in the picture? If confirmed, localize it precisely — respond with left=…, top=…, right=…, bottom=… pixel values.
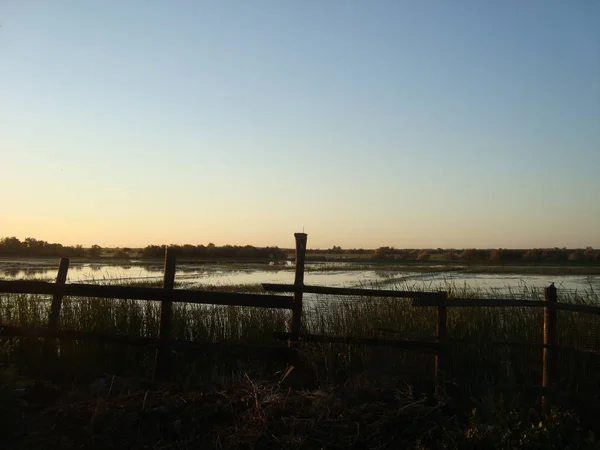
left=1, top=260, right=599, bottom=295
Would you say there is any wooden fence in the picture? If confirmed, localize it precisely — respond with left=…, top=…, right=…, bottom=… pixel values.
left=1, top=232, right=599, bottom=409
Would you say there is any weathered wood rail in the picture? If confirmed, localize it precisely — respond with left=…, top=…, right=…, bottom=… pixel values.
left=1, top=232, right=599, bottom=410
left=0, top=280, right=293, bottom=308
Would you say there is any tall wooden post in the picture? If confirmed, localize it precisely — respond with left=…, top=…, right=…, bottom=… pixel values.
left=154, top=248, right=176, bottom=380
left=43, top=257, right=70, bottom=364
left=434, top=291, right=448, bottom=398
left=542, top=282, right=557, bottom=412
left=290, top=233, right=307, bottom=349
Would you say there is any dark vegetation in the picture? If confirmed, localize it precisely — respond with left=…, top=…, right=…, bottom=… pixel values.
left=0, top=237, right=286, bottom=260
left=1, top=280, right=599, bottom=448
left=0, top=237, right=88, bottom=258
left=140, top=244, right=287, bottom=260
left=371, top=246, right=600, bottom=263
left=3, top=370, right=597, bottom=449
left=2, top=237, right=599, bottom=264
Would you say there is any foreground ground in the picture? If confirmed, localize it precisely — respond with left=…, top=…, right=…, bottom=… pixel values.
left=2, top=369, right=599, bottom=450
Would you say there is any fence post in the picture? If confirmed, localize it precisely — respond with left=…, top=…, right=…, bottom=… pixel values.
left=43, top=257, right=70, bottom=364
left=154, top=248, right=176, bottom=380
left=434, top=291, right=448, bottom=398
left=542, top=282, right=557, bottom=412
left=289, top=233, right=307, bottom=349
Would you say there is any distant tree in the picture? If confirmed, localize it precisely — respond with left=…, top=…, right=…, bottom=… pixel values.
left=113, top=248, right=131, bottom=258
left=521, top=249, right=540, bottom=262
left=140, top=245, right=165, bottom=258
left=460, top=249, right=489, bottom=261
left=88, top=245, right=102, bottom=257
left=0, top=237, right=23, bottom=254
left=417, top=251, right=430, bottom=261
left=372, top=247, right=393, bottom=260
left=445, top=252, right=460, bottom=261
left=568, top=252, right=585, bottom=262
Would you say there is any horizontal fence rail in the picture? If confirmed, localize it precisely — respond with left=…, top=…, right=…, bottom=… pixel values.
left=412, top=296, right=600, bottom=314
left=0, top=324, right=293, bottom=358
left=262, top=283, right=445, bottom=299
left=0, top=280, right=293, bottom=309
left=263, top=283, right=600, bottom=315
left=272, top=331, right=441, bottom=353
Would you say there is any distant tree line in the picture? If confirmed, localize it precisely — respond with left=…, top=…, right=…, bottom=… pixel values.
left=0, top=237, right=285, bottom=260
left=141, top=244, right=287, bottom=260
left=0, top=237, right=87, bottom=257
left=1, top=236, right=597, bottom=263
left=307, top=246, right=371, bottom=255
left=371, top=247, right=600, bottom=263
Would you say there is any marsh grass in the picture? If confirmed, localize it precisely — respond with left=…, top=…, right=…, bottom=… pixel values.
left=0, top=278, right=598, bottom=402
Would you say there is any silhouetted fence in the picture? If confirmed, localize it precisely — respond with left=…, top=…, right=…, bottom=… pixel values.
left=1, top=232, right=599, bottom=410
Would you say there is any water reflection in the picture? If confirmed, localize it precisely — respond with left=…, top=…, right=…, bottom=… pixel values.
left=0, top=261, right=599, bottom=294
left=3, top=268, right=22, bottom=278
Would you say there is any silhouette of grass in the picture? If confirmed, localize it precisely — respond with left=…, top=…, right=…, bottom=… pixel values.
left=0, top=279, right=597, bottom=397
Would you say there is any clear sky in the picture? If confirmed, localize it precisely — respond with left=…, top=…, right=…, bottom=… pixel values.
left=1, top=1, right=599, bottom=249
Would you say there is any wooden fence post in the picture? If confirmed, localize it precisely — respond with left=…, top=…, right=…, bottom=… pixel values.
left=43, top=257, right=70, bottom=364
left=435, top=291, right=448, bottom=398
left=154, top=248, right=176, bottom=380
left=290, top=233, right=307, bottom=349
left=542, top=282, right=557, bottom=411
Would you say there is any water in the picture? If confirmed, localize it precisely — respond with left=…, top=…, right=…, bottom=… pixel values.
left=1, top=259, right=599, bottom=294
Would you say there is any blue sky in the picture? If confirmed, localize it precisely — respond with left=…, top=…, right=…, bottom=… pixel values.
left=1, top=1, right=599, bottom=248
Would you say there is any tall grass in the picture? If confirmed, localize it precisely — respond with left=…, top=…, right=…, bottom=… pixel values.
left=0, top=278, right=598, bottom=401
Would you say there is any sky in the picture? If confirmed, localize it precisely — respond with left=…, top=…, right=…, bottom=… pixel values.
left=1, top=1, right=599, bottom=249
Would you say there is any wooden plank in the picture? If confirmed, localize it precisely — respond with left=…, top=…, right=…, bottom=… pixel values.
left=435, top=292, right=448, bottom=397
left=47, top=258, right=70, bottom=329
left=542, top=283, right=558, bottom=412
left=289, top=233, right=307, bottom=349
left=262, top=283, right=443, bottom=300
left=0, top=280, right=293, bottom=309
left=451, top=339, right=541, bottom=349
left=0, top=280, right=60, bottom=295
left=550, top=345, right=600, bottom=356
left=412, top=296, right=600, bottom=314
left=272, top=332, right=441, bottom=354
left=374, top=328, right=436, bottom=340
left=5, top=324, right=595, bottom=356
left=0, top=325, right=292, bottom=357
left=42, top=258, right=70, bottom=363
left=413, top=298, right=548, bottom=307
left=155, top=249, right=176, bottom=380
left=555, top=303, right=600, bottom=315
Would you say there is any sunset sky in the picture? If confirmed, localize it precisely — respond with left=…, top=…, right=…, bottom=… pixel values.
left=1, top=1, right=599, bottom=249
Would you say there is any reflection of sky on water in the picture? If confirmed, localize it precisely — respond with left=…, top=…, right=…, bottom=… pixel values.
left=0, top=261, right=599, bottom=294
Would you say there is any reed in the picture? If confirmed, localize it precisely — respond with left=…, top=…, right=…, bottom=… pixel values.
left=0, top=278, right=597, bottom=398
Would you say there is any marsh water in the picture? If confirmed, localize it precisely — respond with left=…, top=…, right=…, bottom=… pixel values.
left=1, top=259, right=599, bottom=295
